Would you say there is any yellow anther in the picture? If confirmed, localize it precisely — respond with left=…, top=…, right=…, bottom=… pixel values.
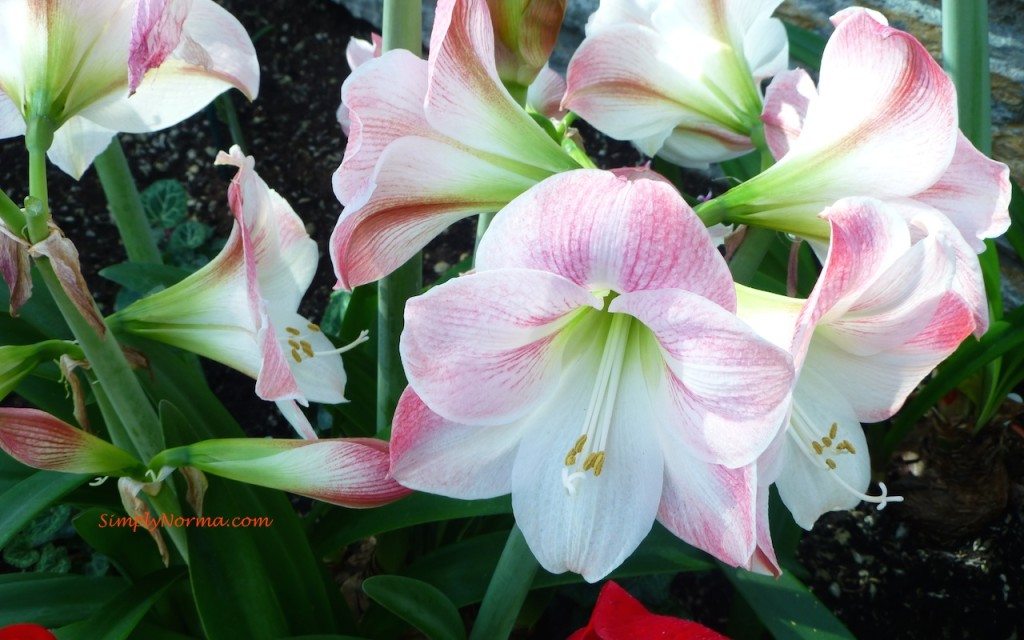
left=288, top=339, right=300, bottom=350
left=572, top=434, right=587, bottom=454
left=837, top=440, right=856, bottom=454
left=825, top=458, right=837, bottom=470
left=812, top=441, right=824, bottom=455
left=822, top=436, right=833, bottom=447
left=300, top=340, right=314, bottom=357
left=592, top=453, right=605, bottom=477
left=286, top=327, right=301, bottom=336
left=829, top=422, right=838, bottom=440
left=290, top=348, right=301, bottom=363
left=565, top=451, right=578, bottom=466
left=307, top=322, right=321, bottom=332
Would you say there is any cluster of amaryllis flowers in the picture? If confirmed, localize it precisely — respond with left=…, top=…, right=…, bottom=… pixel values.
left=332, top=0, right=1009, bottom=581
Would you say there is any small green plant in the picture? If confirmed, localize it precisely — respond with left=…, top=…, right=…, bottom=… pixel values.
left=142, top=179, right=225, bottom=270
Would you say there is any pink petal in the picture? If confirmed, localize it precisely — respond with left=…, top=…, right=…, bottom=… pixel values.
left=526, top=65, right=567, bottom=119
left=330, top=136, right=541, bottom=290
left=477, top=169, right=736, bottom=307
left=277, top=438, right=411, bottom=508
left=657, top=443, right=758, bottom=567
left=760, top=68, right=816, bottom=160
left=401, top=268, right=599, bottom=426
left=781, top=11, right=958, bottom=200
left=614, top=289, right=794, bottom=467
left=912, top=131, right=1011, bottom=253
left=334, top=51, right=433, bottom=206
left=426, top=0, right=575, bottom=172
left=390, top=386, right=520, bottom=498
left=129, top=0, right=189, bottom=94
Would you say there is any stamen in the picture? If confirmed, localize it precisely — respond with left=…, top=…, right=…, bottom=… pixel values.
left=561, top=468, right=585, bottom=496
left=313, top=329, right=371, bottom=357
left=286, top=327, right=301, bottom=336
left=291, top=348, right=301, bottom=363
left=812, top=441, right=824, bottom=455
left=825, top=458, right=837, bottom=470
left=829, top=422, right=838, bottom=440
left=288, top=339, right=300, bottom=350
left=822, top=436, right=833, bottom=447
left=300, top=340, right=314, bottom=357
left=307, top=322, right=321, bottom=332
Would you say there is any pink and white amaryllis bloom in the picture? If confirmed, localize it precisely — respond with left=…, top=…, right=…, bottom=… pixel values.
left=111, top=147, right=360, bottom=440
left=563, top=0, right=788, bottom=167
left=0, top=0, right=258, bottom=178
left=703, top=8, right=1010, bottom=251
left=331, top=0, right=578, bottom=290
left=390, top=170, right=794, bottom=581
left=737, top=197, right=976, bottom=528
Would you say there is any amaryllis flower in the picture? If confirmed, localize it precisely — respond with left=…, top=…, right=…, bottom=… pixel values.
left=570, top=581, right=727, bottom=640
left=391, top=170, right=794, bottom=581
left=0, top=0, right=258, bottom=178
left=0, top=407, right=143, bottom=476
left=563, top=0, right=788, bottom=167
left=331, top=0, right=578, bottom=290
left=737, top=197, right=976, bottom=528
left=702, top=8, right=1009, bottom=251
left=487, top=0, right=566, bottom=91
left=149, top=437, right=411, bottom=509
left=111, top=147, right=359, bottom=439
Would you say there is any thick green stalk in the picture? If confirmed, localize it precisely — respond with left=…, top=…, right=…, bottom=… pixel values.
left=468, top=525, right=538, bottom=640
left=942, top=0, right=1001, bottom=320
left=26, top=118, right=163, bottom=460
left=376, top=0, right=423, bottom=436
left=94, top=138, right=163, bottom=264
left=942, top=0, right=991, bottom=155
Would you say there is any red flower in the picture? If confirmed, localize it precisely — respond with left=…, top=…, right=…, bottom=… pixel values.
left=0, top=624, right=57, bottom=640
left=570, top=582, right=728, bottom=640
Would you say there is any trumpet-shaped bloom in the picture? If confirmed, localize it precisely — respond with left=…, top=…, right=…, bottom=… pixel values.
left=487, top=0, right=566, bottom=89
left=111, top=147, right=351, bottom=439
left=0, top=407, right=143, bottom=475
left=149, top=437, right=411, bottom=508
left=563, top=0, right=788, bottom=167
left=0, top=0, right=259, bottom=177
left=331, top=0, right=578, bottom=290
left=737, top=197, right=976, bottom=528
left=391, top=170, right=794, bottom=581
left=705, top=8, right=1009, bottom=251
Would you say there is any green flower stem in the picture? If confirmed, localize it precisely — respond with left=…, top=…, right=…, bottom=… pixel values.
left=26, top=117, right=163, bottom=461
left=942, top=0, right=1001, bottom=320
left=375, top=0, right=423, bottom=437
left=0, top=187, right=25, bottom=234
left=94, top=138, right=163, bottom=264
left=468, top=525, right=538, bottom=640
left=92, top=384, right=188, bottom=563
left=377, top=259, right=422, bottom=437
left=942, top=0, right=991, bottom=155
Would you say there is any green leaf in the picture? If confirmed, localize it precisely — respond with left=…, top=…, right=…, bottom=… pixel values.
left=125, top=343, right=351, bottom=636
left=168, top=221, right=213, bottom=253
left=309, top=493, right=512, bottom=560
left=0, top=573, right=127, bottom=627
left=403, top=523, right=714, bottom=608
left=722, top=565, right=854, bottom=640
left=321, top=284, right=378, bottom=437
left=142, top=180, right=188, bottom=229
left=99, top=262, right=192, bottom=295
left=57, top=567, right=186, bottom=640
left=784, top=22, right=826, bottom=70
left=0, top=467, right=88, bottom=551
left=73, top=507, right=166, bottom=581
left=363, top=575, right=466, bottom=640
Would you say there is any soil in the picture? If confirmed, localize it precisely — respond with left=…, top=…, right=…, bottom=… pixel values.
left=2, top=1, right=1023, bottom=638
